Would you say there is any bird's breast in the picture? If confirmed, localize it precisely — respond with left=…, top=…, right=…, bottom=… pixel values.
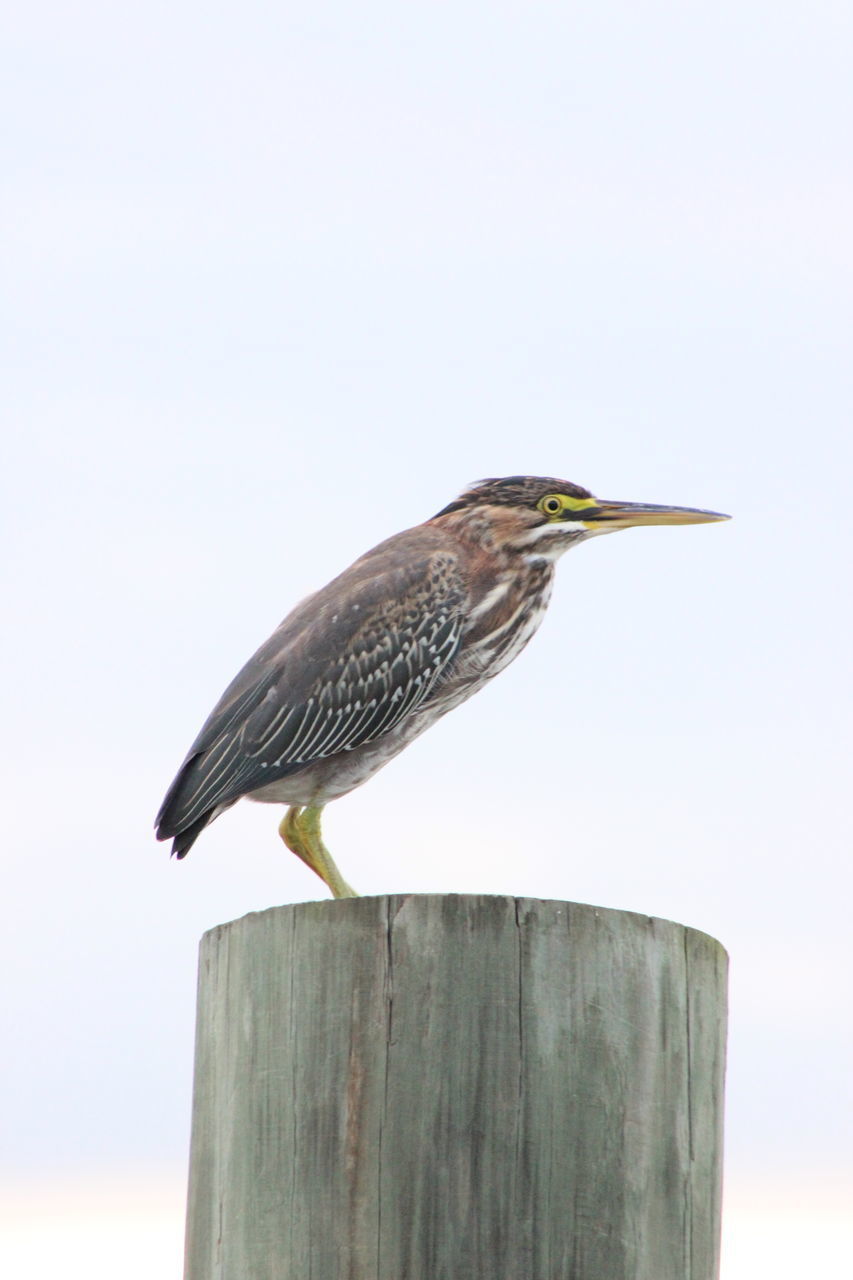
left=446, top=561, right=555, bottom=692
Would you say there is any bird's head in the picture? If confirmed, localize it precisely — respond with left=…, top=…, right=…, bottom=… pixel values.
left=434, top=475, right=729, bottom=560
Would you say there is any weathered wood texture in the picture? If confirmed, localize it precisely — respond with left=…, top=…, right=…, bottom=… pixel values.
left=184, top=895, right=727, bottom=1280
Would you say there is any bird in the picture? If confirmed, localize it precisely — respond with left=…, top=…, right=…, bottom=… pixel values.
left=156, top=475, right=729, bottom=898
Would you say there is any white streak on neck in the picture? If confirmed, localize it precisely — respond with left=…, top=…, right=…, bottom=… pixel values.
left=465, top=578, right=512, bottom=622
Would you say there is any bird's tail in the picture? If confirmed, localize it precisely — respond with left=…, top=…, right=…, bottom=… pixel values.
left=156, top=754, right=229, bottom=859
left=160, top=809, right=216, bottom=860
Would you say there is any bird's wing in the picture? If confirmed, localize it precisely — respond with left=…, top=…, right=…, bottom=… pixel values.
left=156, top=539, right=467, bottom=842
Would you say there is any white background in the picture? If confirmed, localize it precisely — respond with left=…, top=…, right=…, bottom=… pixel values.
left=3, top=2, right=851, bottom=1275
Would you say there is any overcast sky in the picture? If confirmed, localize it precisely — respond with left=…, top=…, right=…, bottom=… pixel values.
left=3, top=2, right=852, bottom=1276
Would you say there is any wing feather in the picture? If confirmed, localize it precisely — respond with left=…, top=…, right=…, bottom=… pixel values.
left=156, top=534, right=467, bottom=843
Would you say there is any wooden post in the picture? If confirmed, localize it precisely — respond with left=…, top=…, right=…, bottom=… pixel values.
left=184, top=895, right=727, bottom=1280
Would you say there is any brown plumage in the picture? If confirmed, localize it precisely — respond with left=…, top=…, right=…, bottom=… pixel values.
left=156, top=475, right=728, bottom=896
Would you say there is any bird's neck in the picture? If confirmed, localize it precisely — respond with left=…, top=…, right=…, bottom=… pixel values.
left=442, top=514, right=556, bottom=640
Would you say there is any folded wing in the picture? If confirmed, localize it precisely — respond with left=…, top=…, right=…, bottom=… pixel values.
left=156, top=540, right=466, bottom=856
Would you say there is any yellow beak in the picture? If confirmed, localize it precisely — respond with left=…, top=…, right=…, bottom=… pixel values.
left=585, top=499, right=731, bottom=529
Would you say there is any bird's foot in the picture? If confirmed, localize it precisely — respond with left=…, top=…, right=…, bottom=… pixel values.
left=279, top=804, right=359, bottom=900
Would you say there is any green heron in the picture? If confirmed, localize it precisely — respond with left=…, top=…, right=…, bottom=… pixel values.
left=156, top=476, right=728, bottom=898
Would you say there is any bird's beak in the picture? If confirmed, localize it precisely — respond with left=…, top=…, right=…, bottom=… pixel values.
left=583, top=499, right=731, bottom=530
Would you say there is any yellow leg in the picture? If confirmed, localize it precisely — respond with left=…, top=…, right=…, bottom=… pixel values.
left=278, top=804, right=358, bottom=900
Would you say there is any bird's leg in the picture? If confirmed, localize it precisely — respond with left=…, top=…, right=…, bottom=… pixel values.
left=279, top=805, right=308, bottom=864
left=278, top=805, right=359, bottom=900
left=299, top=805, right=359, bottom=900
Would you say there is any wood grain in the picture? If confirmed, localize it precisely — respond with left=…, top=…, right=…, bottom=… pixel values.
left=184, top=895, right=727, bottom=1279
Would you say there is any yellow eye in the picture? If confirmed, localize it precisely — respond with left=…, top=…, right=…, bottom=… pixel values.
left=539, top=494, right=564, bottom=516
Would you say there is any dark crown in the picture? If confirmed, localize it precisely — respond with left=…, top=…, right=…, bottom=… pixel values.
left=434, top=475, right=592, bottom=519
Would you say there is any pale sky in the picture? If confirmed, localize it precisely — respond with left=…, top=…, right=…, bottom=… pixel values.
left=3, top=1, right=852, bottom=1275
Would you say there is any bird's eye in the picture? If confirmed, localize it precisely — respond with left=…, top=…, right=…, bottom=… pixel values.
left=539, top=495, right=564, bottom=516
